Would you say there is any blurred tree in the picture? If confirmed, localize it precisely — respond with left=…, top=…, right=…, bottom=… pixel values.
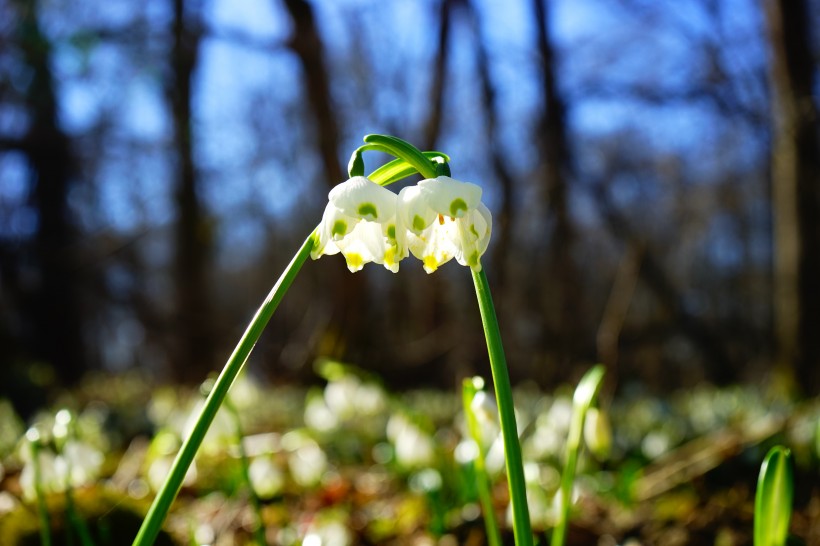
left=281, top=0, right=368, bottom=364
left=167, top=0, right=216, bottom=382
left=532, top=0, right=584, bottom=373
left=763, top=0, right=820, bottom=395
left=464, top=0, right=515, bottom=288
left=1, top=0, right=809, bottom=393
left=2, top=0, right=88, bottom=386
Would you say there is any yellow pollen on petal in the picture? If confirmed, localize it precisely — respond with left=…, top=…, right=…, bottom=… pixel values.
left=345, top=252, right=364, bottom=272
left=423, top=255, right=439, bottom=273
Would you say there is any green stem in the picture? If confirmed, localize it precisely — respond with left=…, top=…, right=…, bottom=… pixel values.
left=65, top=486, right=95, bottom=546
left=224, top=398, right=267, bottom=546
left=132, top=233, right=315, bottom=546
left=551, top=364, right=605, bottom=546
left=28, top=432, right=52, bottom=546
left=462, top=378, right=502, bottom=546
left=471, top=269, right=532, bottom=546
left=362, top=134, right=438, bottom=178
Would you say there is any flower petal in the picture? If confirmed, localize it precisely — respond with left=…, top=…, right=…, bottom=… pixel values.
left=408, top=217, right=459, bottom=273
left=312, top=202, right=357, bottom=259
left=329, top=176, right=396, bottom=221
left=418, top=176, right=482, bottom=218
left=398, top=185, right=437, bottom=234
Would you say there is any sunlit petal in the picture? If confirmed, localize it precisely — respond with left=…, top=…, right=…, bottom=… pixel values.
left=419, top=176, right=482, bottom=218
left=329, top=176, right=396, bottom=221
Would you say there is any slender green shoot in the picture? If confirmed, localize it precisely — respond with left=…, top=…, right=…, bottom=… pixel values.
left=132, top=233, right=316, bottom=546
left=224, top=397, right=267, bottom=546
left=55, top=410, right=96, bottom=546
left=462, top=377, right=502, bottom=546
left=551, top=364, right=606, bottom=546
left=754, top=445, right=794, bottom=546
left=26, top=428, right=52, bottom=546
left=471, top=269, right=533, bottom=546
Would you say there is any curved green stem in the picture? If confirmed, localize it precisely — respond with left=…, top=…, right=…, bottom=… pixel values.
left=132, top=233, right=316, bottom=546
left=362, top=134, right=438, bottom=178
left=471, top=269, right=532, bottom=546
left=368, top=151, right=450, bottom=186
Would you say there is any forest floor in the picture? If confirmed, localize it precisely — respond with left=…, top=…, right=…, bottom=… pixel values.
left=0, top=367, right=817, bottom=545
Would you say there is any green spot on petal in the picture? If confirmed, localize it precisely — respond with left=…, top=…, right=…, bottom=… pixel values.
left=470, top=224, right=479, bottom=238
left=468, top=251, right=480, bottom=267
left=332, top=220, right=348, bottom=237
left=413, top=215, right=426, bottom=232
left=358, top=202, right=378, bottom=220
left=450, top=198, right=468, bottom=218
left=387, top=224, right=396, bottom=240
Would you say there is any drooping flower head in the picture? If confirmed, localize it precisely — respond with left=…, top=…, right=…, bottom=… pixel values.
left=312, top=176, right=405, bottom=272
left=398, top=176, right=492, bottom=273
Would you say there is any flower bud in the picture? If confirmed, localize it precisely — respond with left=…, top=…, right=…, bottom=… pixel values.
left=583, top=407, right=612, bottom=461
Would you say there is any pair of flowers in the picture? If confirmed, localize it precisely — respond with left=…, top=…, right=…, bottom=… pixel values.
left=312, top=175, right=492, bottom=273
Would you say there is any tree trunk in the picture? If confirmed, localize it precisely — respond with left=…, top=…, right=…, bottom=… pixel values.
left=282, top=0, right=344, bottom=188
left=466, top=0, right=515, bottom=288
left=763, top=0, right=820, bottom=394
left=168, top=0, right=215, bottom=382
left=532, top=0, right=582, bottom=368
left=282, top=0, right=366, bottom=363
left=14, top=0, right=87, bottom=386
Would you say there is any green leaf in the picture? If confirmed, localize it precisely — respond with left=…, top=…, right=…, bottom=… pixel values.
left=369, top=152, right=450, bottom=185
left=754, top=445, right=794, bottom=546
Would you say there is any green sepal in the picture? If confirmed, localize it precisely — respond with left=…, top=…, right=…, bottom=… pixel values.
left=434, top=157, right=451, bottom=177
left=754, top=445, right=794, bottom=546
left=348, top=149, right=365, bottom=178
left=369, top=151, right=450, bottom=186
left=363, top=134, right=438, bottom=179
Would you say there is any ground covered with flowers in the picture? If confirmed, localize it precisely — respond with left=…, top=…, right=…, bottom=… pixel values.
left=0, top=364, right=818, bottom=546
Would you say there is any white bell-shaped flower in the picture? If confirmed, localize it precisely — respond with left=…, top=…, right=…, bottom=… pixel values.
left=312, top=176, right=405, bottom=272
left=398, top=176, right=492, bottom=273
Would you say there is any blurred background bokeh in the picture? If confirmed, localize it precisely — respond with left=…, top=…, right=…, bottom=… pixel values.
left=1, top=0, right=819, bottom=412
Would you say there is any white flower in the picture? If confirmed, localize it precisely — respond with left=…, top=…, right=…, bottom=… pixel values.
left=312, top=176, right=405, bottom=272
left=398, top=176, right=492, bottom=273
